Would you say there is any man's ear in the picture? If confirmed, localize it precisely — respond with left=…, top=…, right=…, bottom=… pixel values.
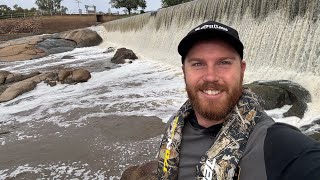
left=241, top=60, right=246, bottom=74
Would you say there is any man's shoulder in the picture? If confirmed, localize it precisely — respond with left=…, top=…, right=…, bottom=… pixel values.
left=264, top=120, right=320, bottom=180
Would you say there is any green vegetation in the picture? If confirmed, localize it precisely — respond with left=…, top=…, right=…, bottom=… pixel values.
left=110, top=0, right=146, bottom=15
left=35, top=0, right=67, bottom=14
left=0, top=4, right=38, bottom=19
left=0, top=4, right=36, bottom=14
left=161, top=0, right=193, bottom=8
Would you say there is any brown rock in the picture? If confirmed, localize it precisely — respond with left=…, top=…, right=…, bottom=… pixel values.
left=0, top=36, right=47, bottom=62
left=63, top=69, right=91, bottom=84
left=71, top=69, right=91, bottom=82
left=121, top=161, right=157, bottom=180
left=28, top=72, right=58, bottom=83
left=111, top=48, right=138, bottom=64
left=0, top=71, right=11, bottom=84
left=0, top=80, right=38, bottom=102
left=5, top=71, right=40, bottom=84
left=5, top=73, right=24, bottom=84
left=59, top=29, right=102, bottom=48
left=58, top=69, right=72, bottom=82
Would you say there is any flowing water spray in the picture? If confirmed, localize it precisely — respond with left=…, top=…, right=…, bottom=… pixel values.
left=101, top=0, right=320, bottom=127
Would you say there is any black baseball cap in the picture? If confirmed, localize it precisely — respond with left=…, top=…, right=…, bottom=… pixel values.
left=178, top=21, right=244, bottom=63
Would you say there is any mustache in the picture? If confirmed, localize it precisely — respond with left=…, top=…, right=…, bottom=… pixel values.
left=197, top=82, right=227, bottom=91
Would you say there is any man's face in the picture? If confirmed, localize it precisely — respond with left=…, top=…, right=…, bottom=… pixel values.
left=183, top=39, right=246, bottom=122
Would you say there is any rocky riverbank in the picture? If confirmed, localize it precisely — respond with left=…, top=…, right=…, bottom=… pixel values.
left=0, top=28, right=102, bottom=62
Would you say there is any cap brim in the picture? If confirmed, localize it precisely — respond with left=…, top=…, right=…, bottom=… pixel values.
left=178, top=29, right=244, bottom=62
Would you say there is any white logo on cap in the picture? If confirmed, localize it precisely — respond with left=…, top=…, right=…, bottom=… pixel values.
left=195, top=24, right=229, bottom=32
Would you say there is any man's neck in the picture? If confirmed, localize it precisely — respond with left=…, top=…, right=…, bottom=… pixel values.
left=194, top=112, right=225, bottom=128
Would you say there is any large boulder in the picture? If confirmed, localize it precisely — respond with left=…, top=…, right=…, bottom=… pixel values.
left=58, top=29, right=102, bottom=48
left=57, top=69, right=91, bottom=84
left=36, top=38, right=76, bottom=54
left=0, top=36, right=47, bottom=61
left=245, top=80, right=311, bottom=118
left=121, top=161, right=157, bottom=180
left=62, top=69, right=91, bottom=84
left=0, top=80, right=37, bottom=102
left=0, top=28, right=102, bottom=62
left=244, top=84, right=290, bottom=110
left=111, top=48, right=138, bottom=64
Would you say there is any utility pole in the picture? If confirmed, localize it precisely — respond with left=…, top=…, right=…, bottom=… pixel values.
left=75, top=0, right=82, bottom=15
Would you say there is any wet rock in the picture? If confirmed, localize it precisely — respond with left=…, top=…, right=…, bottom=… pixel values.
left=245, top=80, right=311, bottom=118
left=0, top=71, right=11, bottom=84
left=244, top=84, right=290, bottom=110
left=58, top=29, right=102, bottom=48
left=0, top=84, right=9, bottom=95
left=300, top=118, right=320, bottom=132
left=103, top=47, right=115, bottom=53
left=71, top=69, right=91, bottom=82
left=5, top=71, right=40, bottom=84
left=121, top=161, right=157, bottom=180
left=0, top=69, right=90, bottom=103
left=58, top=69, right=72, bottom=82
left=0, top=80, right=38, bottom=102
left=5, top=74, right=24, bottom=84
left=62, top=69, right=91, bottom=84
left=309, top=132, right=320, bottom=141
left=111, top=48, right=138, bottom=64
left=37, top=38, right=76, bottom=54
left=283, top=100, right=307, bottom=119
left=44, top=80, right=57, bottom=87
left=28, top=72, right=58, bottom=83
left=61, top=55, right=75, bottom=59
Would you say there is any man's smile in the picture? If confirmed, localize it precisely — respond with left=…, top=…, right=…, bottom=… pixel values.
left=202, top=90, right=222, bottom=95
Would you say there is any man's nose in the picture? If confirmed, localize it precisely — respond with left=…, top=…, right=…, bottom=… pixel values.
left=203, top=67, right=219, bottom=82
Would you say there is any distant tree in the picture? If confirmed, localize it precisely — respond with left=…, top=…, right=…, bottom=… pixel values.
left=13, top=4, right=25, bottom=13
left=161, top=0, right=192, bottom=8
left=61, top=6, right=68, bottom=13
left=35, top=0, right=63, bottom=14
left=30, top=7, right=37, bottom=12
left=110, top=0, right=146, bottom=15
left=0, top=4, right=11, bottom=14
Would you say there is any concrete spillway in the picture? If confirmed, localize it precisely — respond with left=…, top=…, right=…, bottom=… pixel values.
left=101, top=0, right=320, bottom=123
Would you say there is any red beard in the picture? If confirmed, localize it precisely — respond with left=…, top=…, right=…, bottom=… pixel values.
left=186, top=81, right=242, bottom=121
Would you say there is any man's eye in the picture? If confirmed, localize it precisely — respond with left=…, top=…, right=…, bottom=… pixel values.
left=192, top=62, right=203, bottom=67
left=220, top=60, right=232, bottom=65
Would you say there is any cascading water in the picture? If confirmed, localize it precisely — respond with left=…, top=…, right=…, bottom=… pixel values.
left=101, top=0, right=320, bottom=127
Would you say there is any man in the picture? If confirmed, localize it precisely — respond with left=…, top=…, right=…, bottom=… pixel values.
left=157, top=21, right=320, bottom=180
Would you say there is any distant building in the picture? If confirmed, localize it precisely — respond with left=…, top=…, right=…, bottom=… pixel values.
left=85, top=5, right=96, bottom=14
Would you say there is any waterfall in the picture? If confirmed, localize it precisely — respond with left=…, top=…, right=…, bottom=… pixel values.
left=101, top=0, right=320, bottom=123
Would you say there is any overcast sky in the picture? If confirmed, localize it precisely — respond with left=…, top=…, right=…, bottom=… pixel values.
left=0, top=0, right=162, bottom=13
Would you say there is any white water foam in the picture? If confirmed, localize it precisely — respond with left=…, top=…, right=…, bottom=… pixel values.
left=0, top=46, right=186, bottom=128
